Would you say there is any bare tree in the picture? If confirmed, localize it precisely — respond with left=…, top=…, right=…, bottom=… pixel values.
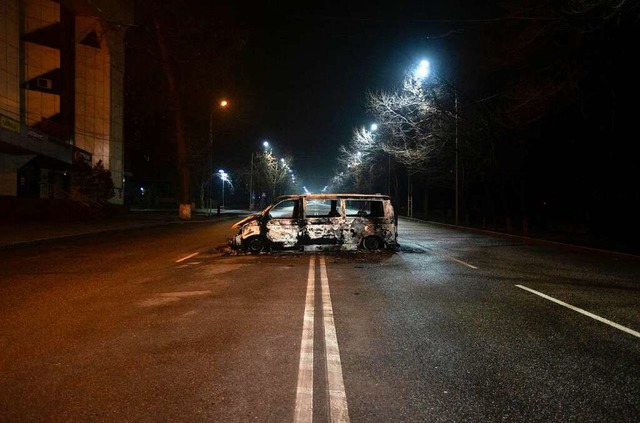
left=336, top=130, right=383, bottom=193
left=255, top=151, right=294, bottom=201
left=367, top=75, right=453, bottom=176
left=565, top=0, right=639, bottom=21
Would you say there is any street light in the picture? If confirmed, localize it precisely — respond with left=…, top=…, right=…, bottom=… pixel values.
left=415, top=60, right=430, bottom=79
left=249, top=151, right=255, bottom=211
left=367, top=122, right=390, bottom=196
left=218, top=169, right=229, bottom=209
left=209, top=99, right=229, bottom=216
left=414, top=59, right=458, bottom=225
left=249, top=140, right=270, bottom=211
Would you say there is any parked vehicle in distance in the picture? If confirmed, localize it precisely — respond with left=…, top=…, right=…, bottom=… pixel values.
left=229, top=193, right=398, bottom=253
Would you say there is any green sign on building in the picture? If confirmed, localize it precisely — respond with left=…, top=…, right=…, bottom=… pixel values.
left=0, top=114, right=21, bottom=133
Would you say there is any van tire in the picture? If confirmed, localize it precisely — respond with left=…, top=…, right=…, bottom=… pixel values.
left=362, top=236, right=383, bottom=251
left=246, top=236, right=266, bottom=254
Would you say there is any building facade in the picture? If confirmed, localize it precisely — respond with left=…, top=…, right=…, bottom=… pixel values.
left=0, top=0, right=131, bottom=206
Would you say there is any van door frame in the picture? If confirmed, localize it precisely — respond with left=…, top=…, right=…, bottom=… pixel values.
left=302, top=198, right=345, bottom=250
left=264, top=198, right=304, bottom=250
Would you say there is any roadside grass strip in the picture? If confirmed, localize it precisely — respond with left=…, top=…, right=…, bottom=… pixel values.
left=516, top=285, right=640, bottom=339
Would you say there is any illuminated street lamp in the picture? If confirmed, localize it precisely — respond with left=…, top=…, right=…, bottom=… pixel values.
left=209, top=99, right=230, bottom=215
left=415, top=60, right=430, bottom=79
left=218, top=169, right=230, bottom=209
left=249, top=140, right=270, bottom=211
left=368, top=122, right=390, bottom=196
left=414, top=58, right=458, bottom=225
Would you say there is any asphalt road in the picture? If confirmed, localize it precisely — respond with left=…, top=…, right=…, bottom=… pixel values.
left=0, top=217, right=638, bottom=422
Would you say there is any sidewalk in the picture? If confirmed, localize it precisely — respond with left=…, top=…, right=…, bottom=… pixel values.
left=0, top=208, right=252, bottom=249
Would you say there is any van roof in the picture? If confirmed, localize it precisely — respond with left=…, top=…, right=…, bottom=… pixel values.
left=275, top=193, right=391, bottom=201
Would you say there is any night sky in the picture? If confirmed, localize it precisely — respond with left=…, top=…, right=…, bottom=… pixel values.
left=129, top=1, right=492, bottom=191
left=226, top=1, right=484, bottom=190
left=126, top=0, right=639, bottom=253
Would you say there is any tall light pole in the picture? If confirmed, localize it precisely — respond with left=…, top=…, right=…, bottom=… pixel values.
left=454, top=92, right=458, bottom=226
left=250, top=141, right=271, bottom=210
left=218, top=169, right=229, bottom=209
left=410, top=60, right=431, bottom=218
left=249, top=152, right=254, bottom=210
left=209, top=99, right=229, bottom=216
left=369, top=123, right=390, bottom=196
left=414, top=58, right=459, bottom=225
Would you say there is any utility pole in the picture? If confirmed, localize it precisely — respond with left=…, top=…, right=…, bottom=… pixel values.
left=407, top=173, right=413, bottom=218
left=387, top=153, right=391, bottom=196
left=221, top=178, right=225, bottom=208
left=249, top=152, right=254, bottom=210
left=209, top=110, right=213, bottom=216
left=455, top=92, right=458, bottom=226
left=208, top=99, right=228, bottom=216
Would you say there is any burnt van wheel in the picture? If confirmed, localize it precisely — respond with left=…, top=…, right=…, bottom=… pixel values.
left=247, top=236, right=266, bottom=254
left=362, top=236, right=383, bottom=251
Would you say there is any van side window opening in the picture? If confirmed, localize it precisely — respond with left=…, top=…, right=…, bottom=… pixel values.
left=345, top=200, right=384, bottom=217
left=269, top=199, right=299, bottom=219
left=369, top=201, right=383, bottom=217
left=306, top=199, right=340, bottom=217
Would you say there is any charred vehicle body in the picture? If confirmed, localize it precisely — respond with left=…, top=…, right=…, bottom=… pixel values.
left=229, top=194, right=398, bottom=253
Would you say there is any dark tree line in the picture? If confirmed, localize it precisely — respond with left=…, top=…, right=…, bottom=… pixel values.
left=332, top=1, right=639, bottom=252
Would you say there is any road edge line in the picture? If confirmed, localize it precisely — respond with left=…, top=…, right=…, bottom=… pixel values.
left=515, top=284, right=640, bottom=338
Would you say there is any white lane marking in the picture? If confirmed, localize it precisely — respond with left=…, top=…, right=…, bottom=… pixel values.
left=419, top=244, right=478, bottom=269
left=320, top=255, right=350, bottom=423
left=294, top=255, right=315, bottom=423
left=445, top=255, right=478, bottom=269
left=175, top=252, right=199, bottom=263
left=516, top=285, right=640, bottom=339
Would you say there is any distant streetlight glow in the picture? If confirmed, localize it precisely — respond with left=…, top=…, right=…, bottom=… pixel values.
left=370, top=123, right=378, bottom=131
left=220, top=100, right=228, bottom=107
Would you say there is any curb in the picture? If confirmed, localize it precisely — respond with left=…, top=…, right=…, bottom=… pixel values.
left=399, top=216, right=639, bottom=260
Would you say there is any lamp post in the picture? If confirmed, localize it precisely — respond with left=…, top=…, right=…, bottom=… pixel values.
left=409, top=61, right=431, bottom=218
left=414, top=59, right=458, bottom=225
left=218, top=169, right=229, bottom=209
left=250, top=141, right=270, bottom=210
left=209, top=99, right=229, bottom=216
left=249, top=152, right=254, bottom=210
left=368, top=123, right=390, bottom=196
left=454, top=92, right=458, bottom=226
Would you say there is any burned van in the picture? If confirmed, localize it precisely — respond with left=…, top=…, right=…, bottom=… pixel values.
left=229, top=194, right=398, bottom=253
